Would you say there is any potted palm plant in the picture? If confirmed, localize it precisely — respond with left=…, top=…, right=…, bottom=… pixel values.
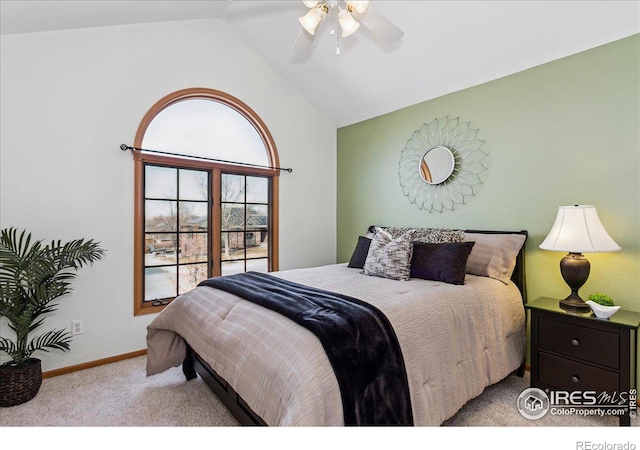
left=0, top=227, right=105, bottom=407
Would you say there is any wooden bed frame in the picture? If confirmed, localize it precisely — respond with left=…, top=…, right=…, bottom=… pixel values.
left=182, top=229, right=528, bottom=426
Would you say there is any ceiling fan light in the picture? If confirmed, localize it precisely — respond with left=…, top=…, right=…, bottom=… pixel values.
left=345, top=1, right=369, bottom=14
left=299, top=6, right=325, bottom=35
left=338, top=9, right=360, bottom=37
left=303, top=0, right=320, bottom=8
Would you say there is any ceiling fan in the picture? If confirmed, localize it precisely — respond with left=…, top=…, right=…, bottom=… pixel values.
left=292, top=1, right=404, bottom=55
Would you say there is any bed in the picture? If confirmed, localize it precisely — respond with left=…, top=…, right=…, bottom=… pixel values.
left=146, top=228, right=528, bottom=426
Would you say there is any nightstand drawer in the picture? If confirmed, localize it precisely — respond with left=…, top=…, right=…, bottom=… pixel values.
left=538, top=317, right=619, bottom=369
left=539, top=352, right=618, bottom=394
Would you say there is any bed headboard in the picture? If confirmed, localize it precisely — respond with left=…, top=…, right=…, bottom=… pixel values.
left=366, top=226, right=528, bottom=304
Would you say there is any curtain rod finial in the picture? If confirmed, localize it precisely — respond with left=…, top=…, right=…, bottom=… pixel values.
left=120, top=144, right=133, bottom=152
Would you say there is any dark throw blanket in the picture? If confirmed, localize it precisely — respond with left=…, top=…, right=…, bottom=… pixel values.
left=198, top=271, right=413, bottom=426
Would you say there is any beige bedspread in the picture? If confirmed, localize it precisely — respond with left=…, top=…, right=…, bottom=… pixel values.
left=146, top=263, right=525, bottom=426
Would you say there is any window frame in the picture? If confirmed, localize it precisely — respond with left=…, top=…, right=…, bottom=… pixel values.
left=133, top=88, right=280, bottom=316
left=220, top=173, right=271, bottom=275
left=143, top=164, right=211, bottom=303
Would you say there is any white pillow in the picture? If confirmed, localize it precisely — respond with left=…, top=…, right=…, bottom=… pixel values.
left=464, top=233, right=526, bottom=284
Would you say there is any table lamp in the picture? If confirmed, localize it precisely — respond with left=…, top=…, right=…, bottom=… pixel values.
left=539, top=205, right=621, bottom=311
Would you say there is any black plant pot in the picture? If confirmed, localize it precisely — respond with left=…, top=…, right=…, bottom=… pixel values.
left=0, top=358, right=42, bottom=407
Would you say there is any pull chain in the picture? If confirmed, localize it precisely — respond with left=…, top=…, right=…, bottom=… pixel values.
left=335, top=6, right=340, bottom=56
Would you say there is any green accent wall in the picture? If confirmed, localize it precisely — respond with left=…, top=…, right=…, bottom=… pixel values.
left=337, top=35, right=639, bottom=315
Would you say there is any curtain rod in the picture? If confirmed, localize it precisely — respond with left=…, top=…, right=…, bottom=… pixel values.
left=120, top=144, right=293, bottom=173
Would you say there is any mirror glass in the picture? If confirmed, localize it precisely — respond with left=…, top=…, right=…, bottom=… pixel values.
left=419, top=146, right=455, bottom=184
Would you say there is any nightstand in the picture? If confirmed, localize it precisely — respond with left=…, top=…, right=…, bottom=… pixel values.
left=526, top=297, right=640, bottom=426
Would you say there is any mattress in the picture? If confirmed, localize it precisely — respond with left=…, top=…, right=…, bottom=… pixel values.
left=146, top=263, right=526, bottom=426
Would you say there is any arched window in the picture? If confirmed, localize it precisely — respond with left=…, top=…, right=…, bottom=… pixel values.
left=132, top=88, right=280, bottom=315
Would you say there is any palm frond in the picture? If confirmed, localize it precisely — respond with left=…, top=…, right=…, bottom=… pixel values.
left=46, top=238, right=106, bottom=271
left=0, top=337, right=18, bottom=361
left=25, top=329, right=72, bottom=358
left=0, top=228, right=36, bottom=259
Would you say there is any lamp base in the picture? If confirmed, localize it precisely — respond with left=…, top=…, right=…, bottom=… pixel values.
left=559, top=295, right=591, bottom=312
left=559, top=253, right=591, bottom=312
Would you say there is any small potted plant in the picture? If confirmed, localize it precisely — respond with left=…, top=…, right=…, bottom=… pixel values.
left=0, top=227, right=105, bottom=407
left=585, top=293, right=620, bottom=319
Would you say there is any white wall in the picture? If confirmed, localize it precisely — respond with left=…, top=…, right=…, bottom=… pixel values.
left=0, top=19, right=337, bottom=371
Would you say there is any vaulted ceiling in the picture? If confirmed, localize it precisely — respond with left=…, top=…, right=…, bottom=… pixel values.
left=1, top=1, right=638, bottom=127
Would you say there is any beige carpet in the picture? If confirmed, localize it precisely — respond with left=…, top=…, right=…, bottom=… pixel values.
left=0, top=355, right=238, bottom=427
left=0, top=355, right=636, bottom=428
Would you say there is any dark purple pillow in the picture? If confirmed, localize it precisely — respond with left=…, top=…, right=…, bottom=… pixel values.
left=410, top=241, right=475, bottom=285
left=347, top=236, right=371, bottom=269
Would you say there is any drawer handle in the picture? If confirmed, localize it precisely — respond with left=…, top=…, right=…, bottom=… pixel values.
left=572, top=375, right=579, bottom=383
left=571, top=339, right=579, bottom=346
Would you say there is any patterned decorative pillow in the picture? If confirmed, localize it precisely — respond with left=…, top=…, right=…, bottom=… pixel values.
left=363, top=228, right=415, bottom=281
left=377, top=226, right=465, bottom=244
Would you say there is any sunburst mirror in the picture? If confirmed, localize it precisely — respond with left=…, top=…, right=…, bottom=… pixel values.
left=398, top=116, right=490, bottom=213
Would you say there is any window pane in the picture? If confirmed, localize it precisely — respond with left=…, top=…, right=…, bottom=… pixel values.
left=179, top=263, right=208, bottom=295
left=142, top=99, right=269, bottom=166
left=221, top=232, right=245, bottom=261
left=179, top=233, right=207, bottom=264
left=246, top=231, right=268, bottom=259
left=221, top=204, right=245, bottom=231
left=246, top=258, right=268, bottom=273
left=246, top=205, right=268, bottom=230
left=246, top=177, right=268, bottom=204
left=221, top=174, right=245, bottom=203
left=145, top=233, right=177, bottom=266
left=179, top=169, right=208, bottom=201
left=145, top=166, right=177, bottom=199
left=222, top=260, right=245, bottom=277
left=179, top=202, right=208, bottom=231
left=145, top=200, right=177, bottom=232
left=145, top=266, right=177, bottom=301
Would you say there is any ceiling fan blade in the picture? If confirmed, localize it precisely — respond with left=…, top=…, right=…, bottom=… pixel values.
left=353, top=4, right=404, bottom=45
left=291, top=28, right=315, bottom=54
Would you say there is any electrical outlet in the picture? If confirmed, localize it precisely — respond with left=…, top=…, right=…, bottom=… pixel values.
left=72, top=320, right=83, bottom=335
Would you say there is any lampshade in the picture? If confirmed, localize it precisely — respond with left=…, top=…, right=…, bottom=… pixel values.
left=345, top=1, right=370, bottom=14
left=299, top=6, right=326, bottom=35
left=338, top=9, right=360, bottom=37
left=303, top=0, right=320, bottom=7
left=539, top=205, right=621, bottom=253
